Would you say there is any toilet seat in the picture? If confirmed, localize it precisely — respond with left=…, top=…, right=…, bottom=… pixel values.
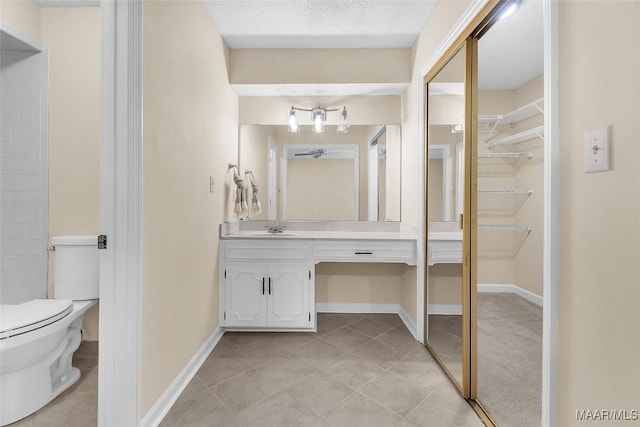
left=0, top=299, right=73, bottom=340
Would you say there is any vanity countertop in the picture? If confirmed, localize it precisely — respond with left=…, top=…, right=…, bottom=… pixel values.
left=220, top=221, right=416, bottom=241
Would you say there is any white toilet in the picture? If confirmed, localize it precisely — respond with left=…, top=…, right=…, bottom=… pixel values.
left=0, top=235, right=99, bottom=426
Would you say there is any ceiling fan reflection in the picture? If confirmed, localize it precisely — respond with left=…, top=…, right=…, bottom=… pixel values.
left=294, top=148, right=339, bottom=159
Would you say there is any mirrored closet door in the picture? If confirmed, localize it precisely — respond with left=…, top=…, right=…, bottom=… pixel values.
left=423, top=0, right=545, bottom=424
left=424, top=42, right=471, bottom=394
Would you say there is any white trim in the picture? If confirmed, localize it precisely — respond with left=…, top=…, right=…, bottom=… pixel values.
left=316, top=302, right=418, bottom=339
left=39, top=49, right=49, bottom=299
left=141, top=328, right=224, bottom=427
left=367, top=128, right=383, bottom=221
left=542, top=0, right=559, bottom=425
left=398, top=305, right=418, bottom=340
left=477, top=284, right=543, bottom=307
left=99, top=1, right=143, bottom=426
left=281, top=144, right=359, bottom=220
left=267, top=136, right=278, bottom=221
left=427, top=304, right=463, bottom=315
left=416, top=0, right=490, bottom=345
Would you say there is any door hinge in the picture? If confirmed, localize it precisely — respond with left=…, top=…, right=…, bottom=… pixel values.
left=98, top=234, right=107, bottom=250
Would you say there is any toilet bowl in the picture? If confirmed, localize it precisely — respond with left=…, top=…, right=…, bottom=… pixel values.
left=0, top=235, right=99, bottom=426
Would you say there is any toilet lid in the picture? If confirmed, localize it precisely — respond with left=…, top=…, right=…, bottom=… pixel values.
left=0, top=299, right=73, bottom=340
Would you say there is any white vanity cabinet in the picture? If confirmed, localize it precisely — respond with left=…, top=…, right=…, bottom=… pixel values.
left=219, top=226, right=417, bottom=332
left=224, top=263, right=312, bottom=329
left=221, top=240, right=314, bottom=331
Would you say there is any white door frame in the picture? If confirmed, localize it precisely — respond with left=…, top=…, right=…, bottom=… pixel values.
left=368, top=125, right=386, bottom=221
left=415, top=1, right=559, bottom=426
left=267, top=136, right=278, bottom=220
left=99, top=0, right=142, bottom=425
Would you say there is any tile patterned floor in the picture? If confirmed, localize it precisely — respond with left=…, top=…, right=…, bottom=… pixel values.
left=161, top=313, right=483, bottom=427
left=9, top=342, right=98, bottom=427
left=427, top=294, right=543, bottom=427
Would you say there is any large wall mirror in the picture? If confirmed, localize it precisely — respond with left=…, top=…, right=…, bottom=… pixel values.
left=239, top=124, right=401, bottom=221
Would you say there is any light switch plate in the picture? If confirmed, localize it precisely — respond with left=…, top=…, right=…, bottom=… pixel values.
left=584, top=126, right=611, bottom=173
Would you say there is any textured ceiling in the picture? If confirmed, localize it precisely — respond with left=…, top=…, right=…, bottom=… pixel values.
left=202, top=0, right=439, bottom=49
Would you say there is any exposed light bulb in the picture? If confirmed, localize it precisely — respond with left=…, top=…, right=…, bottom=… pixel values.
left=337, top=107, right=350, bottom=133
left=498, top=0, right=522, bottom=20
left=312, top=108, right=325, bottom=133
left=287, top=107, right=299, bottom=132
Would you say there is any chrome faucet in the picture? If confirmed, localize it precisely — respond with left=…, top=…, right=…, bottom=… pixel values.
left=266, top=221, right=286, bottom=234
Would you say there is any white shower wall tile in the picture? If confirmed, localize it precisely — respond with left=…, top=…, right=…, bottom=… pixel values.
left=1, top=50, right=48, bottom=305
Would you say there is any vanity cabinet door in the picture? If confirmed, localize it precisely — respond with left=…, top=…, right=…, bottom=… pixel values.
left=267, top=264, right=311, bottom=328
left=225, top=264, right=268, bottom=327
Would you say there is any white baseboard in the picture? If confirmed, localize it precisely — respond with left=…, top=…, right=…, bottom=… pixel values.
left=398, top=306, right=418, bottom=341
left=427, top=304, right=463, bottom=315
left=478, top=284, right=543, bottom=307
left=316, top=302, right=418, bottom=341
left=141, top=327, right=224, bottom=427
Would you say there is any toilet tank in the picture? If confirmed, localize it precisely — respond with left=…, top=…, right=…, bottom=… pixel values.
left=52, top=235, right=99, bottom=300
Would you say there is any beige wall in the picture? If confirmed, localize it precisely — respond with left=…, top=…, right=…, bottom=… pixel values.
left=428, top=159, right=443, bottom=220
left=287, top=159, right=355, bottom=221
left=428, top=263, right=462, bottom=306
left=0, top=0, right=42, bottom=43
left=142, top=0, right=238, bottom=415
left=558, top=1, right=640, bottom=425
left=400, top=265, right=417, bottom=322
left=316, top=263, right=402, bottom=305
left=273, top=125, right=369, bottom=220
left=40, top=7, right=101, bottom=340
left=230, top=48, right=411, bottom=85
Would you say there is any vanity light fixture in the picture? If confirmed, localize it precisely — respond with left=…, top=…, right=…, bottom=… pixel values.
left=337, top=107, right=350, bottom=134
left=312, top=108, right=326, bottom=133
left=286, top=105, right=349, bottom=133
left=287, top=107, right=299, bottom=133
left=451, top=124, right=464, bottom=133
left=498, top=0, right=522, bottom=20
